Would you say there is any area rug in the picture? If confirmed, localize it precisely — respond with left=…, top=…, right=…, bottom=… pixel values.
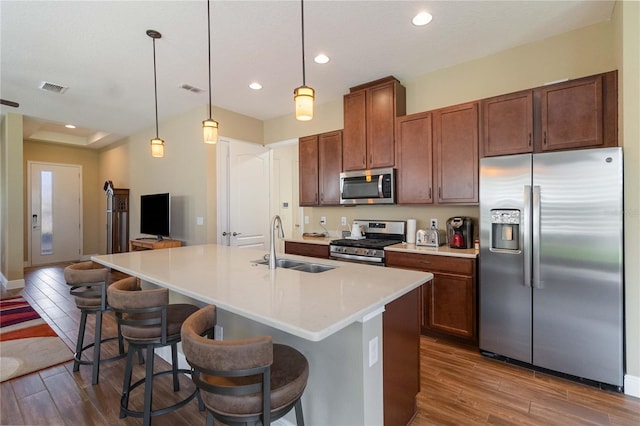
left=0, top=295, right=72, bottom=382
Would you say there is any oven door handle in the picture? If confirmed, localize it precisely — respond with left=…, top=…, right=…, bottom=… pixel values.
left=330, top=252, right=384, bottom=264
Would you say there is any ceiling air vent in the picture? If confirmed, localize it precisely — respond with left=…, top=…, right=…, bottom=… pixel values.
left=38, top=81, right=68, bottom=94
left=180, top=83, right=204, bottom=94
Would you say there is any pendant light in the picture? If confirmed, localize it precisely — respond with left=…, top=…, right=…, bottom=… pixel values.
left=293, top=0, right=314, bottom=121
left=147, top=29, right=164, bottom=158
left=203, top=0, right=219, bottom=144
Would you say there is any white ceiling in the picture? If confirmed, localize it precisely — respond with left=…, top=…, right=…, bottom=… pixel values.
left=1, top=0, right=615, bottom=149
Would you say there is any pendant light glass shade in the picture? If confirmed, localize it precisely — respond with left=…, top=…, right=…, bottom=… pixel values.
left=294, top=85, right=314, bottom=121
left=294, top=0, right=314, bottom=121
left=150, top=137, right=165, bottom=157
left=202, top=118, right=219, bottom=144
left=203, top=0, right=219, bottom=144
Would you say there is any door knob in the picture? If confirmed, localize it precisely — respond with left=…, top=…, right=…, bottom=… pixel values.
left=222, top=231, right=229, bottom=236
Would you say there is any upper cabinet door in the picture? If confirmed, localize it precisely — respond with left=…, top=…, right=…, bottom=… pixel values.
left=395, top=112, right=433, bottom=204
left=482, top=90, right=533, bottom=157
left=540, top=75, right=603, bottom=151
left=343, top=91, right=367, bottom=171
left=433, top=102, right=479, bottom=204
left=318, top=130, right=343, bottom=205
left=298, top=135, right=319, bottom=206
left=367, top=81, right=397, bottom=169
left=342, top=76, right=406, bottom=171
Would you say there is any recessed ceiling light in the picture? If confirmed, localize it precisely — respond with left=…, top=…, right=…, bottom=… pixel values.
left=65, top=124, right=76, bottom=129
left=412, top=11, right=433, bottom=26
left=249, top=82, right=262, bottom=90
left=314, top=54, right=330, bottom=64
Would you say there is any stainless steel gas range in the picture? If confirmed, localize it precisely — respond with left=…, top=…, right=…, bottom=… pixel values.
left=329, top=220, right=405, bottom=265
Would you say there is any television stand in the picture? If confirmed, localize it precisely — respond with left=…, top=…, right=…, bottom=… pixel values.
left=129, top=238, right=182, bottom=251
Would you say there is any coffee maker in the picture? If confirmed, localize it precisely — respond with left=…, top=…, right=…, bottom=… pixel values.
left=446, top=217, right=474, bottom=249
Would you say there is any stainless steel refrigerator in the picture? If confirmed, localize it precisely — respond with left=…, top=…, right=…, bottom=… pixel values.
left=479, top=147, right=624, bottom=389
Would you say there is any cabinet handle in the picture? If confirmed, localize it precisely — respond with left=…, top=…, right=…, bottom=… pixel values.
left=429, top=187, right=432, bottom=199
left=320, top=193, right=324, bottom=202
left=369, top=154, right=372, bottom=165
left=438, top=187, right=442, bottom=199
left=543, top=131, right=547, bottom=145
left=420, top=260, right=432, bottom=265
left=362, top=156, right=366, bottom=166
left=528, top=133, right=532, bottom=146
left=315, top=193, right=318, bottom=203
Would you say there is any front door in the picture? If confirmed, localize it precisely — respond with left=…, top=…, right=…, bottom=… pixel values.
left=29, top=162, right=82, bottom=265
left=217, top=138, right=270, bottom=250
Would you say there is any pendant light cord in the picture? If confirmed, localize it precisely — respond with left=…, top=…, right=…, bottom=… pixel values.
left=152, top=37, right=159, bottom=138
left=300, top=0, right=306, bottom=87
left=207, top=0, right=212, bottom=119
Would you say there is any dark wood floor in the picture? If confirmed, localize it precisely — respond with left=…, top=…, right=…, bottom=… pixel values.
left=2, top=263, right=639, bottom=425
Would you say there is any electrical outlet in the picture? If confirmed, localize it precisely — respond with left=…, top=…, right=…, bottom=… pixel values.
left=341, top=216, right=347, bottom=226
left=320, top=216, right=327, bottom=225
left=304, top=215, right=309, bottom=224
left=430, top=218, right=438, bottom=229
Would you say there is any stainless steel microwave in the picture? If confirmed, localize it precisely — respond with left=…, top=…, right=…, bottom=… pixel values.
left=340, top=167, right=396, bottom=205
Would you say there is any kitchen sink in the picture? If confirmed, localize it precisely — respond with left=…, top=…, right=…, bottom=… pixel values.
left=251, top=258, right=336, bottom=273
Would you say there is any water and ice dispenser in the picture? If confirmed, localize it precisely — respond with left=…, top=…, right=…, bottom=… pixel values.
left=490, top=209, right=520, bottom=252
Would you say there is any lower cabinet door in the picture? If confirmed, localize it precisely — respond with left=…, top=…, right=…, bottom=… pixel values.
left=424, top=272, right=475, bottom=340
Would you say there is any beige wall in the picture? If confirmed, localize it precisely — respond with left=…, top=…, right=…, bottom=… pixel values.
left=0, top=113, right=24, bottom=288
left=97, top=104, right=263, bottom=250
left=615, top=0, right=640, bottom=390
left=23, top=140, right=102, bottom=257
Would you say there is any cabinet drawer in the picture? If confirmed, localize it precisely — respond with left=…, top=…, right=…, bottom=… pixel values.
left=386, top=251, right=474, bottom=275
left=284, top=241, right=329, bottom=259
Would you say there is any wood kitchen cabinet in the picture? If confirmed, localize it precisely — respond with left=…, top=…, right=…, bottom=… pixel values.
left=433, top=102, right=479, bottom=204
left=386, top=251, right=478, bottom=345
left=343, top=76, right=406, bottom=171
left=482, top=90, right=534, bottom=156
left=298, top=130, right=343, bottom=206
left=539, top=71, right=617, bottom=152
left=481, top=71, right=618, bottom=157
left=284, top=241, right=329, bottom=259
left=395, top=112, right=434, bottom=204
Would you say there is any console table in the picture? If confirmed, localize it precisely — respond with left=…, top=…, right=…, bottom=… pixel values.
left=129, top=238, right=182, bottom=251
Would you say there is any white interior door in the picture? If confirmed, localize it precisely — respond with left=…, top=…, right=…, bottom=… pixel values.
left=217, top=138, right=270, bottom=250
left=29, top=162, right=82, bottom=265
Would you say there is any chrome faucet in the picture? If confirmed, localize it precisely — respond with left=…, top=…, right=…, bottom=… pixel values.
left=269, top=215, right=284, bottom=269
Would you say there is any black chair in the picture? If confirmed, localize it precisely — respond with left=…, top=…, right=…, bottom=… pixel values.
left=107, top=276, right=201, bottom=425
left=181, top=304, right=309, bottom=426
left=64, top=261, right=126, bottom=385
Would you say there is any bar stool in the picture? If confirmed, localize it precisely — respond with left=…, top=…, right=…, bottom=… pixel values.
left=64, top=261, right=126, bottom=385
left=107, top=276, right=200, bottom=426
left=181, top=305, right=309, bottom=426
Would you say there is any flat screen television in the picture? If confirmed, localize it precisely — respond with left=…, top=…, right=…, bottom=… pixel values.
left=140, top=193, right=171, bottom=240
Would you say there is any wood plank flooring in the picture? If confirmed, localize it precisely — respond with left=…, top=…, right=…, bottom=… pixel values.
left=2, top=263, right=639, bottom=425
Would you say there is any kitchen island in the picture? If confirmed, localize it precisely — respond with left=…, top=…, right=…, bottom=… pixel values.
left=92, top=244, right=432, bottom=426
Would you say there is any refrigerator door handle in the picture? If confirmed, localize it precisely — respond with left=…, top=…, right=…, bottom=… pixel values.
left=532, top=185, right=542, bottom=289
left=523, top=185, right=532, bottom=288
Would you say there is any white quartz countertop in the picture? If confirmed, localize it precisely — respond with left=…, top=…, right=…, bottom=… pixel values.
left=91, top=244, right=432, bottom=342
left=284, top=236, right=333, bottom=245
left=385, top=243, right=478, bottom=258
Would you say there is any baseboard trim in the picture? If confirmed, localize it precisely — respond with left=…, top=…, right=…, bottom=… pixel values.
left=625, top=374, right=640, bottom=397
left=1, top=273, right=25, bottom=290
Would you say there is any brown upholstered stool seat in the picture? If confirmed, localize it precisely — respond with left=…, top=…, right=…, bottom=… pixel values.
left=107, top=276, right=201, bottom=426
left=181, top=305, right=308, bottom=425
left=64, top=261, right=126, bottom=385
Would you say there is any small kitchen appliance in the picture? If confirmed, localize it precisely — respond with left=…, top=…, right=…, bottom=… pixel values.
left=330, top=220, right=405, bottom=265
left=417, top=226, right=446, bottom=247
left=446, top=217, right=474, bottom=249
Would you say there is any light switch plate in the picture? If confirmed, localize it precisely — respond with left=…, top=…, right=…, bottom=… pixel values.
left=341, top=217, right=347, bottom=226
left=197, top=216, right=204, bottom=225
left=369, top=336, right=379, bottom=367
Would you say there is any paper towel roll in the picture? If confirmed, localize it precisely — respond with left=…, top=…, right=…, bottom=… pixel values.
left=407, top=219, right=417, bottom=243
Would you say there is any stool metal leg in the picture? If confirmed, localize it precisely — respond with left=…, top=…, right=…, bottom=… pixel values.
left=295, top=399, right=305, bottom=426
left=74, top=311, right=87, bottom=372
left=91, top=310, right=102, bottom=385
left=120, top=345, right=136, bottom=419
left=171, top=343, right=180, bottom=392
left=143, top=345, right=155, bottom=426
